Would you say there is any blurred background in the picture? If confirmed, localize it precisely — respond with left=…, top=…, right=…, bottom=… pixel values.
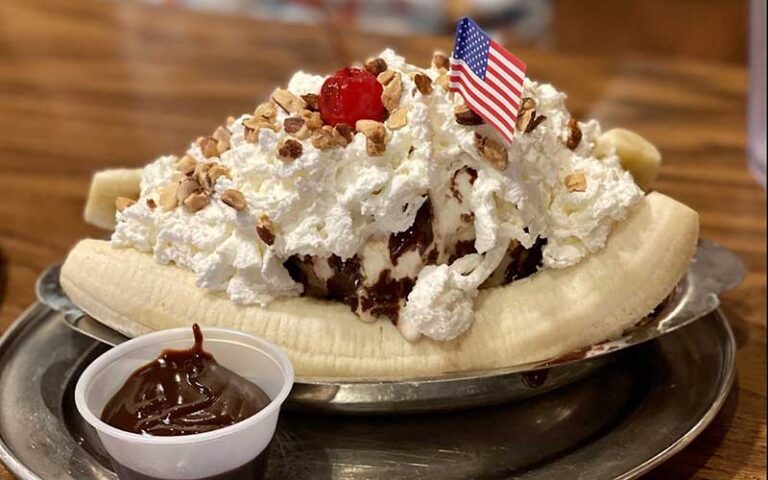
left=112, top=0, right=763, bottom=185
left=132, top=0, right=750, bottom=63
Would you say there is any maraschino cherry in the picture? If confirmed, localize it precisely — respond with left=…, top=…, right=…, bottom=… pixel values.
left=319, top=68, right=386, bottom=126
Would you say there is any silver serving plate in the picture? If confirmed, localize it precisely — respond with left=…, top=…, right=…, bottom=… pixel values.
left=35, top=240, right=744, bottom=413
left=0, top=301, right=736, bottom=479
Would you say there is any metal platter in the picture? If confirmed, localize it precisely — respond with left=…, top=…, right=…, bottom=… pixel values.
left=0, top=303, right=736, bottom=479
left=33, top=240, right=744, bottom=413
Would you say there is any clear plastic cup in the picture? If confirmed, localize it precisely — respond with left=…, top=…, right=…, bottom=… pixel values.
left=75, top=327, right=294, bottom=480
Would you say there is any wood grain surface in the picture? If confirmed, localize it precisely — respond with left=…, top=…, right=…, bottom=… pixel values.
left=0, top=0, right=765, bottom=479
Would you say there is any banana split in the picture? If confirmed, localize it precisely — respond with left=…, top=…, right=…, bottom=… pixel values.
left=109, top=50, right=645, bottom=342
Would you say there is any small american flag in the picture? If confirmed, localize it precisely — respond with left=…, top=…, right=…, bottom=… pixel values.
left=449, top=17, right=527, bottom=143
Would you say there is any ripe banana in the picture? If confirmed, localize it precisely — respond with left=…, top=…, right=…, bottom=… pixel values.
left=594, top=128, right=662, bottom=191
left=61, top=192, right=698, bottom=379
left=83, top=169, right=143, bottom=229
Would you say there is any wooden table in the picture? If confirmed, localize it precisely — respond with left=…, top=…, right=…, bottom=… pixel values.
left=0, top=0, right=764, bottom=478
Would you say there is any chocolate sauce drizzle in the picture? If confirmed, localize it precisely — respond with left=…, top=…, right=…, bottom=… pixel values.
left=284, top=193, right=547, bottom=325
left=327, top=254, right=363, bottom=310
left=449, top=167, right=478, bottom=202
left=283, top=255, right=327, bottom=298
left=359, top=270, right=415, bottom=324
left=448, top=239, right=477, bottom=264
left=388, top=198, right=434, bottom=265
left=504, top=237, right=546, bottom=283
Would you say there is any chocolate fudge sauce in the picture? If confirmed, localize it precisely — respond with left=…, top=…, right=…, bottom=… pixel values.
left=504, top=237, right=546, bottom=283
left=327, top=254, right=363, bottom=310
left=388, top=197, right=434, bottom=264
left=101, top=324, right=271, bottom=437
left=359, top=270, right=415, bottom=323
left=283, top=191, right=547, bottom=324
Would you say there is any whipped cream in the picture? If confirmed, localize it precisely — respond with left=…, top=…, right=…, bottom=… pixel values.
left=113, top=49, right=643, bottom=342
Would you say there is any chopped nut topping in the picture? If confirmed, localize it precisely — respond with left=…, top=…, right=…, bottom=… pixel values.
left=515, top=97, right=547, bottom=133
left=284, top=117, right=310, bottom=139
left=184, top=191, right=210, bottom=212
left=474, top=133, right=508, bottom=170
left=198, top=136, right=219, bottom=158
left=225, top=116, right=236, bottom=128
left=158, top=182, right=179, bottom=211
left=386, top=108, right=408, bottom=130
left=242, top=108, right=279, bottom=143
left=256, top=214, right=275, bottom=246
left=364, top=57, right=388, bottom=76
left=146, top=198, right=157, bottom=209
left=356, top=119, right=386, bottom=141
left=413, top=73, right=433, bottom=95
left=366, top=140, right=386, bottom=156
left=301, top=93, right=319, bottom=112
left=565, top=172, right=587, bottom=192
left=253, top=103, right=277, bottom=123
left=174, top=155, right=197, bottom=176
left=198, top=163, right=229, bottom=192
left=192, top=163, right=212, bottom=192
left=277, top=138, right=303, bottom=161
left=299, top=109, right=323, bottom=130
left=516, top=107, right=547, bottom=133
left=115, top=197, right=135, bottom=212
left=242, top=118, right=279, bottom=140
left=271, top=88, right=306, bottom=114
left=333, top=123, right=355, bottom=146
left=244, top=128, right=260, bottom=143
left=566, top=118, right=582, bottom=150
left=221, top=189, right=247, bottom=211
left=208, top=163, right=229, bottom=180
left=381, top=72, right=402, bottom=112
left=377, top=70, right=397, bottom=86
left=520, top=97, right=536, bottom=111
left=455, top=104, right=484, bottom=125
left=193, top=161, right=212, bottom=179
left=177, top=177, right=202, bottom=203
left=212, top=126, right=231, bottom=154
left=431, top=52, right=450, bottom=71
left=435, top=73, right=450, bottom=90
left=241, top=118, right=262, bottom=132
left=311, top=126, right=335, bottom=150
left=516, top=108, right=534, bottom=132
left=356, top=119, right=386, bottom=156
left=526, top=114, right=547, bottom=133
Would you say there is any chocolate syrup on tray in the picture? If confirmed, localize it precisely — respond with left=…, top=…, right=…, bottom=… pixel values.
left=101, top=324, right=271, bottom=437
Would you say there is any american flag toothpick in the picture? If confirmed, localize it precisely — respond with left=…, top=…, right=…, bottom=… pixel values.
left=449, top=17, right=527, bottom=143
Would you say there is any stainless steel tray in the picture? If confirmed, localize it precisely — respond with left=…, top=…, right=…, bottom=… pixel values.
left=35, top=240, right=744, bottom=413
left=0, top=302, right=736, bottom=479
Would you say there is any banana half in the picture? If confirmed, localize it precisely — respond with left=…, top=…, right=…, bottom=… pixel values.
left=83, top=169, right=143, bottom=229
left=60, top=192, right=698, bottom=379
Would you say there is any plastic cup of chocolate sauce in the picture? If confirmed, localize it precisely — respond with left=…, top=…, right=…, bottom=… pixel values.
left=75, top=326, right=294, bottom=480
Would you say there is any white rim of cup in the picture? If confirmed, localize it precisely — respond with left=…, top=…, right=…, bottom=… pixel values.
left=74, top=326, right=295, bottom=445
